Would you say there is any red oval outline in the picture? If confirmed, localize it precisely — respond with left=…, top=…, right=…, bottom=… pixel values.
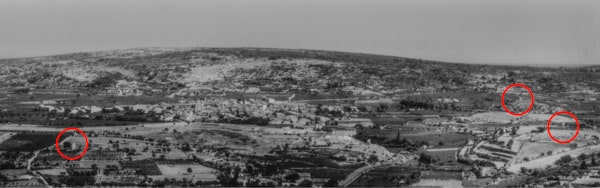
left=546, top=111, right=580, bottom=144
left=55, top=127, right=89, bottom=161
left=501, top=83, right=534, bottom=116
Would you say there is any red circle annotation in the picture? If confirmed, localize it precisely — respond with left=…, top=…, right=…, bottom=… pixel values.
left=501, top=83, right=534, bottom=116
left=55, top=127, right=89, bottom=161
left=547, top=111, right=580, bottom=144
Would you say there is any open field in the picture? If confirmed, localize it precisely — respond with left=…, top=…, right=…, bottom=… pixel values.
left=410, top=179, right=463, bottom=187
left=361, top=129, right=474, bottom=148
left=514, top=142, right=571, bottom=162
left=350, top=166, right=420, bottom=187
left=422, top=149, right=459, bottom=164
left=0, top=122, right=188, bottom=133
left=156, top=163, right=217, bottom=181
left=120, top=160, right=162, bottom=175
left=0, top=91, right=176, bottom=107
left=468, top=123, right=516, bottom=130
left=157, top=163, right=216, bottom=175
left=0, top=132, right=14, bottom=144
left=508, top=144, right=600, bottom=173
left=370, top=117, right=410, bottom=126
left=467, top=112, right=575, bottom=124
left=36, top=168, right=68, bottom=176
left=507, top=128, right=600, bottom=172
left=420, top=171, right=462, bottom=180
left=510, top=128, right=600, bottom=165
left=0, top=122, right=316, bottom=156
left=0, top=132, right=71, bottom=151
left=150, top=162, right=219, bottom=181
left=294, top=167, right=355, bottom=180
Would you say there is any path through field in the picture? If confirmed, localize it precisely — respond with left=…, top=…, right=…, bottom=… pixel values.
left=426, top=147, right=461, bottom=152
left=507, top=144, right=600, bottom=172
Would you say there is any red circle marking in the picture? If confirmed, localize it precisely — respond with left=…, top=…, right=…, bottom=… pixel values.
left=501, top=83, right=534, bottom=116
left=55, top=127, right=89, bottom=161
left=547, top=111, right=580, bottom=144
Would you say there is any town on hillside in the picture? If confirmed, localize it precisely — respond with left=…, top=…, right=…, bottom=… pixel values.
left=0, top=48, right=599, bottom=187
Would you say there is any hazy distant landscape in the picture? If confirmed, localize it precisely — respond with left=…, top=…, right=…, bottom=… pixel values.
left=0, top=47, right=598, bottom=187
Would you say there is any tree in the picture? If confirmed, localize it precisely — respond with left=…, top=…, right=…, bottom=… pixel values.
left=89, top=74, right=119, bottom=88
left=579, top=153, right=589, bottom=161
left=284, top=173, right=300, bottom=182
left=419, top=153, right=436, bottom=164
left=187, top=167, right=193, bottom=174
left=181, top=144, right=191, bottom=152
left=556, top=155, right=572, bottom=165
left=298, top=179, right=313, bottom=187
left=246, top=179, right=261, bottom=187
left=368, top=154, right=379, bottom=164
left=581, top=161, right=589, bottom=170
left=571, top=143, right=579, bottom=149
left=323, top=178, right=339, bottom=187
left=511, top=126, right=518, bottom=135
left=245, top=164, right=256, bottom=176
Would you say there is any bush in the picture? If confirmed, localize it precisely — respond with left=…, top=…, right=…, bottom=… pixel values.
left=556, top=155, right=572, bottom=165
left=419, top=153, right=437, bottom=164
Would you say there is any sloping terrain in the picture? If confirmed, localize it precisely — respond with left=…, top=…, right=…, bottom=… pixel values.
left=1, top=47, right=598, bottom=99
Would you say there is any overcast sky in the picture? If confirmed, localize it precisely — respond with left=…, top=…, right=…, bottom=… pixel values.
left=0, top=0, right=598, bottom=66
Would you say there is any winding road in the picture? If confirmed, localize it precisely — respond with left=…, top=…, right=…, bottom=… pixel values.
left=338, top=159, right=405, bottom=187
left=26, top=136, right=72, bottom=188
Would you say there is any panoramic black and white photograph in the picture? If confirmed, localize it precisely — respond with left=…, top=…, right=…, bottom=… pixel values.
left=0, top=0, right=599, bottom=187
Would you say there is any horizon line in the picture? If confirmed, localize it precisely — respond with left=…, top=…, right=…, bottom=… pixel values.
left=0, top=46, right=596, bottom=68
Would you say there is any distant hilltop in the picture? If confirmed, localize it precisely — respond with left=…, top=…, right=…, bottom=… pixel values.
left=1, top=47, right=597, bottom=69
left=0, top=47, right=597, bottom=98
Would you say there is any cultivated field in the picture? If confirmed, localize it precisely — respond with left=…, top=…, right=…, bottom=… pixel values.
left=0, top=132, right=71, bottom=151
left=153, top=163, right=218, bottom=181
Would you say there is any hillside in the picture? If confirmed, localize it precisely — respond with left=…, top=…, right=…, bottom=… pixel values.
left=0, top=47, right=598, bottom=98
left=0, top=47, right=599, bottom=187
